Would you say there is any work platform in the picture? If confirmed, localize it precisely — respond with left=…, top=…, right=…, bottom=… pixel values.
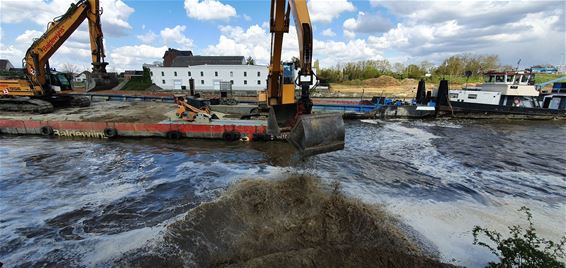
left=0, top=102, right=268, bottom=141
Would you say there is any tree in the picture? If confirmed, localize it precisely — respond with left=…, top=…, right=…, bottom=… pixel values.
left=405, top=64, right=425, bottom=79
left=392, top=62, right=405, bottom=74
left=246, top=56, right=255, bottom=65
left=313, top=59, right=320, bottom=74
left=291, top=56, right=300, bottom=69
left=419, top=60, right=435, bottom=75
left=61, top=63, right=79, bottom=75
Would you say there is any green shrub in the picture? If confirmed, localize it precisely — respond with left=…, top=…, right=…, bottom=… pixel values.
left=473, top=206, right=565, bottom=268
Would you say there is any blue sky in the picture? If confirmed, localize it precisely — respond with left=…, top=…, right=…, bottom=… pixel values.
left=0, top=0, right=564, bottom=72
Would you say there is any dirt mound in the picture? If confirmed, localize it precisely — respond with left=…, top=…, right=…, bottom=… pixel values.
left=363, top=75, right=401, bottom=87
left=401, top=78, right=418, bottom=85
left=116, top=176, right=452, bottom=267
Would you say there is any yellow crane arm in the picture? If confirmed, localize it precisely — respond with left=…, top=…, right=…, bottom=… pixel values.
left=24, top=0, right=108, bottom=88
left=267, top=0, right=313, bottom=106
left=266, top=0, right=345, bottom=156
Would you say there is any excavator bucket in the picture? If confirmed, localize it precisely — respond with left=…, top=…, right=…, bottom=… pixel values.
left=86, top=72, right=120, bottom=91
left=287, top=112, right=345, bottom=156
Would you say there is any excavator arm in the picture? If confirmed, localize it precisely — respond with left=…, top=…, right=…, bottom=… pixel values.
left=267, top=0, right=345, bottom=156
left=24, top=0, right=117, bottom=93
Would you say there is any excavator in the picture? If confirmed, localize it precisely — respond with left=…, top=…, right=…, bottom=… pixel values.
left=0, top=0, right=119, bottom=113
left=267, top=0, right=345, bottom=156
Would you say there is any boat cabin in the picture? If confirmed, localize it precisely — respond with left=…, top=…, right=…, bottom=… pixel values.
left=481, top=70, right=539, bottom=97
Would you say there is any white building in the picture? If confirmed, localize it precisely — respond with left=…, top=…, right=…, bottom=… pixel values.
left=73, top=71, right=90, bottom=82
left=149, top=64, right=268, bottom=91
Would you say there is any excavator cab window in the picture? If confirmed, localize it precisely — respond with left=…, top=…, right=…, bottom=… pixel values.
left=51, top=73, right=73, bottom=91
left=283, top=63, right=294, bottom=85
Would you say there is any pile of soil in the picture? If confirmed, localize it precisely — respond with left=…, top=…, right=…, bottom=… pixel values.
left=117, top=176, right=453, bottom=267
left=401, top=78, right=418, bottom=86
left=363, top=75, right=401, bottom=87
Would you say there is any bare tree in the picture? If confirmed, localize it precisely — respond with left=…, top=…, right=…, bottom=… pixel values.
left=61, top=63, right=79, bottom=75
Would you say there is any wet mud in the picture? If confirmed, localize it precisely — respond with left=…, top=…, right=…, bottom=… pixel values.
left=116, top=176, right=453, bottom=267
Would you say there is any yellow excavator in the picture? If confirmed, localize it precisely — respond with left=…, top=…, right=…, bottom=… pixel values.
left=0, top=0, right=119, bottom=113
left=268, top=0, right=345, bottom=155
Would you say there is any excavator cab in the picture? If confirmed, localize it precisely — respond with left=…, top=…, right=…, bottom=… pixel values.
left=268, top=63, right=345, bottom=156
left=267, top=0, right=345, bottom=156
left=49, top=72, right=73, bottom=92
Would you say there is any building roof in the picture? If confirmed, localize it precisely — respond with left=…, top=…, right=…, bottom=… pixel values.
left=0, top=59, right=14, bottom=70
left=171, top=56, right=245, bottom=67
left=163, top=48, right=193, bottom=59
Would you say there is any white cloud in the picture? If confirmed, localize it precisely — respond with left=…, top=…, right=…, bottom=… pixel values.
left=15, top=30, right=44, bottom=46
left=109, top=44, right=168, bottom=71
left=321, top=28, right=336, bottom=37
left=205, top=25, right=271, bottom=63
left=343, top=11, right=392, bottom=37
left=0, top=0, right=134, bottom=37
left=183, top=0, right=237, bottom=21
left=160, top=25, right=194, bottom=49
left=308, top=0, right=355, bottom=23
left=204, top=24, right=381, bottom=68
left=243, top=14, right=252, bottom=21
left=137, top=31, right=158, bottom=44
left=365, top=0, right=565, bottom=66
left=314, top=39, right=382, bottom=67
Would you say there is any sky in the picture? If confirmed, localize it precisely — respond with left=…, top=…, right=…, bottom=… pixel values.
left=0, top=0, right=564, bottom=72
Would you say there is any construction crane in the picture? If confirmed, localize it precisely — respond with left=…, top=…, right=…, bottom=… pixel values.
left=0, top=0, right=119, bottom=113
left=267, top=0, right=345, bottom=156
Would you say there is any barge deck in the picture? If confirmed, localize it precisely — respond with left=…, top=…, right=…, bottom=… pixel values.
left=0, top=102, right=268, bottom=141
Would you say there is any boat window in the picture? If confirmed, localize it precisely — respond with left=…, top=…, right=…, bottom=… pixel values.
left=521, top=75, right=530, bottom=84
left=485, top=75, right=495, bottom=83
left=514, top=75, right=521, bottom=84
left=495, top=75, right=505, bottom=82
left=468, top=94, right=477, bottom=99
left=506, top=75, right=514, bottom=83
left=449, top=93, right=459, bottom=99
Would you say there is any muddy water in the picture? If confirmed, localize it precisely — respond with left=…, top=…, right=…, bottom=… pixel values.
left=1, top=119, right=565, bottom=267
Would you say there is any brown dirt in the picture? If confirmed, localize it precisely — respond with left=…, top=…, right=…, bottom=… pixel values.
left=0, top=102, right=177, bottom=123
left=401, top=78, right=418, bottom=86
left=116, top=176, right=453, bottom=268
left=363, top=75, right=401, bottom=87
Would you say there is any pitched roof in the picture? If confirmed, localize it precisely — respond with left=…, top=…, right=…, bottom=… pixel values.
left=171, top=56, right=245, bottom=67
left=163, top=48, right=193, bottom=59
left=0, top=59, right=14, bottom=70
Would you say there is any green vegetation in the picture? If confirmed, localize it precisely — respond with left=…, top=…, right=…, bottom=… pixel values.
left=318, top=53, right=564, bottom=86
left=318, top=54, right=500, bottom=84
left=533, top=73, right=566, bottom=85
left=473, top=206, right=565, bottom=268
left=122, top=67, right=153, bottom=91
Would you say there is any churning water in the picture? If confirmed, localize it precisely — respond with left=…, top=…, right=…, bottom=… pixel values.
left=1, top=119, right=565, bottom=267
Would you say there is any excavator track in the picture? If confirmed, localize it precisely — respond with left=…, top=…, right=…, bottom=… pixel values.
left=0, top=98, right=54, bottom=113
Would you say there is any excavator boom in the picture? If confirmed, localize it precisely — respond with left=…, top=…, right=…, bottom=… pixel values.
left=267, top=0, right=345, bottom=156
left=24, top=0, right=118, bottom=92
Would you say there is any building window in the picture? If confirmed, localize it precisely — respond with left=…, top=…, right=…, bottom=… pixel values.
left=244, top=80, right=247, bottom=85
left=201, top=80, right=204, bottom=85
left=230, top=80, right=234, bottom=85
left=230, top=71, right=233, bottom=77
left=174, top=71, right=177, bottom=77
left=257, top=71, right=261, bottom=77
left=200, top=71, right=204, bottom=77
left=215, top=71, right=218, bottom=77
left=244, top=71, right=247, bottom=77
left=161, top=71, right=164, bottom=76
left=188, top=71, right=191, bottom=76
left=162, top=80, right=165, bottom=84
left=150, top=71, right=153, bottom=76
left=257, top=80, right=261, bottom=85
